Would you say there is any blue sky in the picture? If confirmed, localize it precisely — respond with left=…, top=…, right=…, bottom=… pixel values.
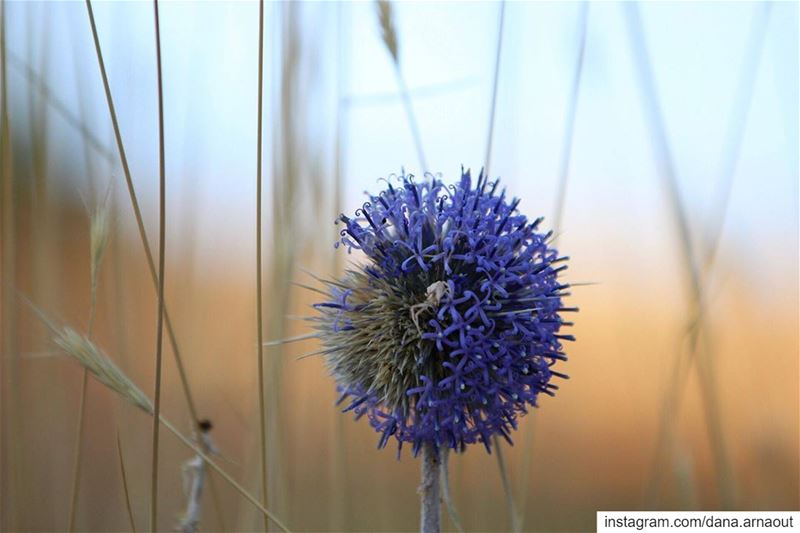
left=6, top=1, right=798, bottom=291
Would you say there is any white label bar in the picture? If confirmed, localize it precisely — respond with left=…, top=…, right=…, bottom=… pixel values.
left=597, top=512, right=799, bottom=532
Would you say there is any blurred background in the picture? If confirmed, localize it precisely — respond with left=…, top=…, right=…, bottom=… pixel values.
left=1, top=1, right=797, bottom=531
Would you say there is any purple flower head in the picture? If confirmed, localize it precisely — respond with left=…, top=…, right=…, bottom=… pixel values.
left=313, top=169, right=575, bottom=455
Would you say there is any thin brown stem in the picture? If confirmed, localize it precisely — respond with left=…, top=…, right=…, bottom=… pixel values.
left=255, top=0, right=268, bottom=530
left=84, top=0, right=180, bottom=413
left=83, top=0, right=224, bottom=526
left=67, top=244, right=101, bottom=532
left=0, top=1, right=19, bottom=527
left=66, top=373, right=89, bottom=531
left=329, top=7, right=349, bottom=528
left=116, top=431, right=137, bottom=533
left=83, top=1, right=227, bottom=524
left=150, top=0, right=167, bottom=530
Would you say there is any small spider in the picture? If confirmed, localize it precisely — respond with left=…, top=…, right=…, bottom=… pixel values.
left=410, top=281, right=451, bottom=331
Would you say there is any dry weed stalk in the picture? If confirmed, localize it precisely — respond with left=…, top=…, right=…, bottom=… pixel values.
left=83, top=0, right=227, bottom=525
left=45, top=321, right=290, bottom=532
left=624, top=3, right=734, bottom=508
left=149, top=0, right=168, bottom=529
left=179, top=422, right=217, bottom=533
left=0, top=3, right=21, bottom=527
left=255, top=0, right=269, bottom=529
left=67, top=196, right=110, bottom=531
left=375, top=0, right=428, bottom=172
left=115, top=431, right=137, bottom=532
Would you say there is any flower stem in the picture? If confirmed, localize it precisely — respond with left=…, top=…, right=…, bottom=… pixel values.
left=420, top=443, right=441, bottom=533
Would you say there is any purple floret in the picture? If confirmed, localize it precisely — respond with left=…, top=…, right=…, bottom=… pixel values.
left=315, top=168, right=575, bottom=455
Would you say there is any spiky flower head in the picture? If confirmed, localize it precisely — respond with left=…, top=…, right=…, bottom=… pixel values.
left=314, top=169, right=575, bottom=455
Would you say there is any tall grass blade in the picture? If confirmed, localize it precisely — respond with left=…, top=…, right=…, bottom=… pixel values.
left=67, top=198, right=109, bottom=532
left=624, top=3, right=734, bottom=508
left=84, top=0, right=192, bottom=423
left=330, top=8, right=349, bottom=523
left=484, top=0, right=505, bottom=176
left=484, top=3, right=518, bottom=527
left=703, top=3, right=772, bottom=273
left=551, top=2, right=589, bottom=240
left=27, top=4, right=52, bottom=313
left=375, top=0, right=428, bottom=173
left=83, top=0, right=227, bottom=523
left=519, top=6, right=589, bottom=530
left=255, top=0, right=269, bottom=529
left=5, top=51, right=116, bottom=163
left=0, top=1, right=20, bottom=527
left=116, top=431, right=137, bottom=533
left=643, top=4, right=771, bottom=508
left=150, top=1, right=167, bottom=529
left=264, top=3, right=302, bottom=522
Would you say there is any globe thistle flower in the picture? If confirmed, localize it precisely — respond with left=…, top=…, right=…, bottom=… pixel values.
left=314, top=169, right=575, bottom=455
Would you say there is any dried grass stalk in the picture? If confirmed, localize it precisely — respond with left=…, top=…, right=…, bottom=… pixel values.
left=179, top=428, right=217, bottom=533
left=68, top=196, right=110, bottom=532
left=375, top=0, right=398, bottom=63
left=116, top=431, right=137, bottom=533
left=90, top=201, right=109, bottom=291
left=54, top=327, right=154, bottom=414
left=47, top=323, right=290, bottom=532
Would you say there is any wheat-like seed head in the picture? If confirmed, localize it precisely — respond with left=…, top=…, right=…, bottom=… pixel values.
left=90, top=203, right=109, bottom=286
left=53, top=326, right=153, bottom=414
left=376, top=0, right=399, bottom=63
